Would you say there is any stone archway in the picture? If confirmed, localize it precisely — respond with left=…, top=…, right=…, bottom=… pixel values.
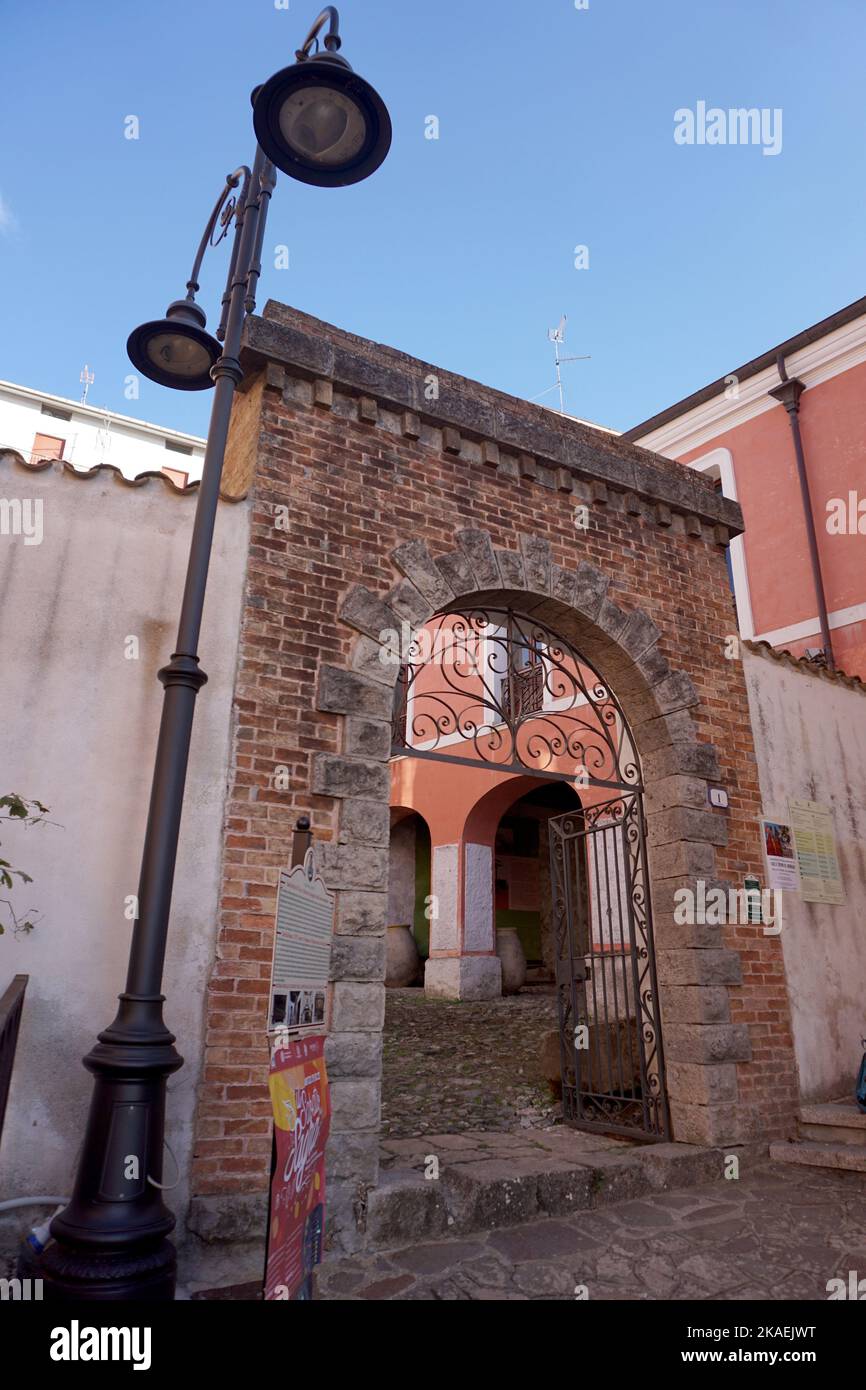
left=315, top=528, right=748, bottom=1209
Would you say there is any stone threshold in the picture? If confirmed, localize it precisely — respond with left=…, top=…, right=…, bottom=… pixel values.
left=364, top=1127, right=761, bottom=1250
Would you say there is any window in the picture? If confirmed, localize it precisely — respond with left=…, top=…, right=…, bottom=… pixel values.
left=31, top=432, right=65, bottom=463
left=164, top=439, right=193, bottom=456
left=714, top=478, right=738, bottom=618
left=40, top=404, right=71, bottom=423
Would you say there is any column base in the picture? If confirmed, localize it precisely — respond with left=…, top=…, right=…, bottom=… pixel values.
left=424, top=956, right=502, bottom=1001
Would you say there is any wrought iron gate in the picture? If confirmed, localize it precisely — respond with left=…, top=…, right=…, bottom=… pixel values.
left=549, top=793, right=670, bottom=1140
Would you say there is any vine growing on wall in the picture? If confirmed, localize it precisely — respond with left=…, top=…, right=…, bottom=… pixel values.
left=0, top=793, right=53, bottom=936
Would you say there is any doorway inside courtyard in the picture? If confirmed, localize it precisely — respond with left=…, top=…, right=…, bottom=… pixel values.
left=383, top=603, right=669, bottom=1146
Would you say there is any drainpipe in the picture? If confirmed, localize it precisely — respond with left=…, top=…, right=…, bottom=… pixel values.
left=768, top=353, right=835, bottom=671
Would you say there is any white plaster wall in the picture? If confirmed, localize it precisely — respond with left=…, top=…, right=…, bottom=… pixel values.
left=0, top=456, right=247, bottom=1241
left=743, top=647, right=866, bottom=1100
left=0, top=383, right=206, bottom=482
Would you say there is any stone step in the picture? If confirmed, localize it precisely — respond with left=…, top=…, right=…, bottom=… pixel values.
left=769, top=1139, right=866, bottom=1174
left=365, top=1130, right=755, bottom=1250
left=799, top=1100, right=866, bottom=1147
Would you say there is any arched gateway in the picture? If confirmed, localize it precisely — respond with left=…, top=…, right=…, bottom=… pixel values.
left=189, top=302, right=800, bottom=1255
left=389, top=602, right=669, bottom=1139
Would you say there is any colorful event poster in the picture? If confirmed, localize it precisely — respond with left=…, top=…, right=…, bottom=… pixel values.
left=759, top=818, right=800, bottom=892
left=264, top=1034, right=330, bottom=1301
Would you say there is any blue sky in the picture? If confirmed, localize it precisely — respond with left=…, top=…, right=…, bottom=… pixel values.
left=1, top=0, right=864, bottom=438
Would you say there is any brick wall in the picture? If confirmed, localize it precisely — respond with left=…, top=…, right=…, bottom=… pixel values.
left=189, top=303, right=799, bottom=1249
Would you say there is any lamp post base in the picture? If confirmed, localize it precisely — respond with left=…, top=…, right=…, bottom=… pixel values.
left=37, top=1238, right=177, bottom=1302
left=39, top=995, right=183, bottom=1302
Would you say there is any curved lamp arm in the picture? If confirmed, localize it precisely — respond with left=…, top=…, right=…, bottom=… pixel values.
left=185, top=167, right=250, bottom=304
left=296, top=5, right=341, bottom=61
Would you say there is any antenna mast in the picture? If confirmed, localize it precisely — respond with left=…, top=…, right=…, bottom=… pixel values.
left=79, top=363, right=95, bottom=404
left=533, top=317, right=590, bottom=415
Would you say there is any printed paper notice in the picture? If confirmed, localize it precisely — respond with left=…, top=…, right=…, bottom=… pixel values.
left=759, top=819, right=800, bottom=892
left=788, top=799, right=845, bottom=905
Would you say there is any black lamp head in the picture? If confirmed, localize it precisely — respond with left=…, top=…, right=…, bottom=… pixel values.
left=252, top=49, right=391, bottom=188
left=126, top=299, right=221, bottom=391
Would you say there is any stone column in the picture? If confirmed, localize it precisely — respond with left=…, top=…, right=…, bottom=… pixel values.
left=424, top=840, right=501, bottom=1000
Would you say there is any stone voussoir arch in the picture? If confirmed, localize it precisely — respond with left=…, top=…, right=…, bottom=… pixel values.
left=312, top=526, right=750, bottom=1161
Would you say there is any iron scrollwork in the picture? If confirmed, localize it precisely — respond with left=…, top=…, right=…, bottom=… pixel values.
left=391, top=607, right=642, bottom=790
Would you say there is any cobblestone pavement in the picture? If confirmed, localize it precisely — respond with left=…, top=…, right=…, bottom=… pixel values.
left=381, top=985, right=560, bottom=1138
left=315, top=1163, right=866, bottom=1301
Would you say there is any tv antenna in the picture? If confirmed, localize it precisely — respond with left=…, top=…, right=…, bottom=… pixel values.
left=531, top=316, right=590, bottom=415
left=79, top=364, right=95, bottom=404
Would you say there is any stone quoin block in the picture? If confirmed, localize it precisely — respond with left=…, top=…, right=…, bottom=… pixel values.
left=338, top=585, right=397, bottom=643
left=657, top=984, right=731, bottom=1025
left=330, top=982, right=386, bottom=1033
left=339, top=798, right=390, bottom=847
left=435, top=546, right=474, bottom=598
left=324, top=1031, right=384, bottom=1080
left=669, top=1102, right=743, bottom=1147
left=572, top=561, right=610, bottom=620
left=350, top=634, right=397, bottom=686
left=618, top=609, right=662, bottom=661
left=654, top=671, right=701, bottom=715
left=519, top=533, right=552, bottom=593
left=635, top=642, right=671, bottom=688
left=664, top=1023, right=753, bottom=1066
left=551, top=564, right=576, bottom=608
left=656, top=949, right=743, bottom=988
left=311, top=753, right=391, bottom=802
left=386, top=577, right=430, bottom=629
left=318, top=842, right=389, bottom=891
left=317, top=665, right=392, bottom=721
left=334, top=890, right=388, bottom=937
left=327, top=936, right=387, bottom=984
left=494, top=547, right=525, bottom=590
left=324, top=1131, right=380, bottom=1184
left=648, top=839, right=716, bottom=879
left=391, top=539, right=455, bottom=609
left=666, top=1060, right=739, bottom=1106
left=329, top=1078, right=381, bottom=1132
left=455, top=529, right=500, bottom=590
left=647, top=807, right=728, bottom=849
left=344, top=715, right=392, bottom=762
left=594, top=598, right=629, bottom=642
left=643, top=742, right=722, bottom=781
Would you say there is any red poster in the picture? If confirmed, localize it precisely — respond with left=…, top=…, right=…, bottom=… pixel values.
left=264, top=1034, right=330, bottom=1300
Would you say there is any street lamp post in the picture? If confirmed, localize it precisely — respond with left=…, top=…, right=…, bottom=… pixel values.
left=40, top=6, right=390, bottom=1301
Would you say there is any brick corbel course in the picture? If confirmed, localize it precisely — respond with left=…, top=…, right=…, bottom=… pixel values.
left=243, top=306, right=745, bottom=533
